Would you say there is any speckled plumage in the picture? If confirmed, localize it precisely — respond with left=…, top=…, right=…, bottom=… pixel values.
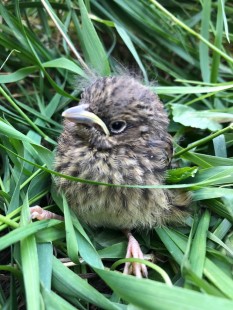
left=55, top=76, right=189, bottom=230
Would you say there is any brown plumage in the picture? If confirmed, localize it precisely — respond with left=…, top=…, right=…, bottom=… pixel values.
left=55, top=75, right=190, bottom=277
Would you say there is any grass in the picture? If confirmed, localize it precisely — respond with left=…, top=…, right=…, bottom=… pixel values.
left=0, top=0, right=233, bottom=309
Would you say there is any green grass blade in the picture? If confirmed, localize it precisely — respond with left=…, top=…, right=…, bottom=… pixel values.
left=20, top=195, right=40, bottom=310
left=63, top=195, right=80, bottom=264
left=0, top=220, right=61, bottom=251
left=155, top=228, right=184, bottom=265
left=96, top=268, right=233, bottom=310
left=73, top=216, right=104, bottom=269
left=37, top=243, right=53, bottom=290
left=204, top=258, right=233, bottom=299
left=211, top=0, right=224, bottom=83
left=189, top=210, right=211, bottom=277
left=42, top=286, right=78, bottom=310
left=199, top=0, right=211, bottom=82
left=115, top=23, right=148, bottom=82
left=78, top=0, right=110, bottom=75
left=52, top=257, right=120, bottom=310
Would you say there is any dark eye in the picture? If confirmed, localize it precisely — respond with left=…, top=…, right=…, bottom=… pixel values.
left=109, top=120, right=127, bottom=134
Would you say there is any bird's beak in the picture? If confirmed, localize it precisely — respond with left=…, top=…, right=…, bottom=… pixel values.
left=62, top=104, right=110, bottom=136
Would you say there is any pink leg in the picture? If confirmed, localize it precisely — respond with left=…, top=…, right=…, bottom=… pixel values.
left=123, top=230, right=148, bottom=278
left=30, top=206, right=64, bottom=221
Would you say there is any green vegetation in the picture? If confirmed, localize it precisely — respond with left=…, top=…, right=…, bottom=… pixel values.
left=0, top=1, right=233, bottom=309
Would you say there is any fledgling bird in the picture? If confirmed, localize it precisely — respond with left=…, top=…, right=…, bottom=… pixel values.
left=54, top=75, right=190, bottom=277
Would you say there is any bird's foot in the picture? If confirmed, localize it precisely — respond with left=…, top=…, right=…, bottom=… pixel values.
left=30, top=205, right=64, bottom=221
left=123, top=231, right=148, bottom=278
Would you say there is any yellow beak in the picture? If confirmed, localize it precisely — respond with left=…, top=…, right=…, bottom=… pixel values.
left=62, top=104, right=110, bottom=136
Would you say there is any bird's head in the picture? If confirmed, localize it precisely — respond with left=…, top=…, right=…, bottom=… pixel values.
left=62, top=76, right=169, bottom=151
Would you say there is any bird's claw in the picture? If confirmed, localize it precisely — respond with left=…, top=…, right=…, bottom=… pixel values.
left=123, top=232, right=148, bottom=278
left=30, top=205, right=64, bottom=221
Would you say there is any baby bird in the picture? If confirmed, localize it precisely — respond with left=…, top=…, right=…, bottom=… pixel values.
left=54, top=75, right=189, bottom=277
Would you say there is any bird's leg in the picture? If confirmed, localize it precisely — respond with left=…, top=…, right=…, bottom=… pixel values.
left=123, top=230, right=148, bottom=278
left=30, top=206, right=64, bottom=221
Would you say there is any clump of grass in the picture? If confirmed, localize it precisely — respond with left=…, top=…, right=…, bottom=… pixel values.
left=0, top=1, right=233, bottom=309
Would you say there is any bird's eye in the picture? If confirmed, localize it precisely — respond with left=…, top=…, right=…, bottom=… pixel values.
left=109, top=120, right=127, bottom=134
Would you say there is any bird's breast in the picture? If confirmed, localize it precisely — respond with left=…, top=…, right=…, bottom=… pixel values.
left=55, top=145, right=172, bottom=229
